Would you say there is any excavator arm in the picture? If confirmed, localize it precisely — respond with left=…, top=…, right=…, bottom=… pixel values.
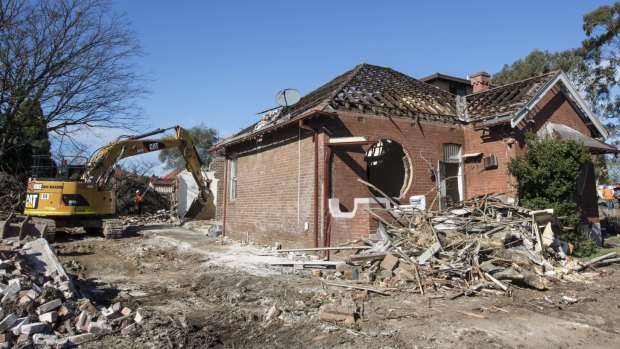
left=83, top=126, right=212, bottom=218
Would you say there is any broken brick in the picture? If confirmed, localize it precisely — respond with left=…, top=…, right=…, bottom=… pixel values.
left=380, top=252, right=399, bottom=271
left=36, top=298, right=62, bottom=314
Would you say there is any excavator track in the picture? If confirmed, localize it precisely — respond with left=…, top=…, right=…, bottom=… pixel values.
left=102, top=219, right=124, bottom=239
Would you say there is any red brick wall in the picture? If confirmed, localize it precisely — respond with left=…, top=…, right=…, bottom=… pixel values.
left=325, top=112, right=464, bottom=211
left=209, top=156, right=225, bottom=220
left=214, top=123, right=330, bottom=248
left=462, top=124, right=519, bottom=200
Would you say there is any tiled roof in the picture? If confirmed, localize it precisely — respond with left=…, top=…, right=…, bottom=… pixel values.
left=465, top=71, right=558, bottom=122
left=152, top=169, right=179, bottom=186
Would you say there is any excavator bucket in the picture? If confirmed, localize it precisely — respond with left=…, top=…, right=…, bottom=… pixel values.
left=0, top=213, right=54, bottom=241
left=182, top=197, right=207, bottom=219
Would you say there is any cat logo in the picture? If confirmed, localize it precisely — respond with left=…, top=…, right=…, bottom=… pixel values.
left=25, top=194, right=39, bottom=209
left=148, top=142, right=159, bottom=151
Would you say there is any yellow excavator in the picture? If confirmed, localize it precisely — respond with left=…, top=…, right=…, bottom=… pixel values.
left=1, top=126, right=213, bottom=241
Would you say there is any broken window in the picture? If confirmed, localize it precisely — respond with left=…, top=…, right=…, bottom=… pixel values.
left=364, top=139, right=409, bottom=198
left=229, top=155, right=238, bottom=200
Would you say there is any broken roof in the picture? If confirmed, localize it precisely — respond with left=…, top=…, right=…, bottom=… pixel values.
left=214, top=64, right=460, bottom=149
left=282, top=63, right=458, bottom=119
left=465, top=72, right=557, bottom=122
left=213, top=65, right=610, bottom=150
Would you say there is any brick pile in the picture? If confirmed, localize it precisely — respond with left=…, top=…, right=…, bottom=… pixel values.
left=0, top=239, right=144, bottom=348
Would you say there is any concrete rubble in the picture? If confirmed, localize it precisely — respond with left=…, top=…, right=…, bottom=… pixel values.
left=0, top=238, right=145, bottom=348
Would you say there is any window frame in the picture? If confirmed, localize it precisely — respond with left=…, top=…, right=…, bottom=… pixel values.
left=228, top=155, right=238, bottom=201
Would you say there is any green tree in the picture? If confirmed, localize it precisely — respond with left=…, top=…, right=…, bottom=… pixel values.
left=507, top=134, right=595, bottom=256
left=578, top=2, right=620, bottom=120
left=0, top=99, right=51, bottom=175
left=492, top=49, right=583, bottom=86
left=158, top=124, right=218, bottom=170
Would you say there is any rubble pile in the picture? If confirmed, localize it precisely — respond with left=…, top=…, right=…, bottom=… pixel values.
left=0, top=238, right=144, bottom=348
left=120, top=209, right=177, bottom=226
left=279, top=195, right=619, bottom=300
left=344, top=197, right=556, bottom=296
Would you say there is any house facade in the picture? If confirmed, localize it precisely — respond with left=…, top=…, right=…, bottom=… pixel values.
left=210, top=64, right=617, bottom=249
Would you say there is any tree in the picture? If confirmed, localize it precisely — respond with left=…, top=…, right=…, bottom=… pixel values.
left=0, top=99, right=51, bottom=175
left=507, top=134, right=595, bottom=256
left=0, top=0, right=146, bottom=171
left=492, top=49, right=583, bottom=86
left=579, top=2, right=620, bottom=121
left=158, top=124, right=218, bottom=170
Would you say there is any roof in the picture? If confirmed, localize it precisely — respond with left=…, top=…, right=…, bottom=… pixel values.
left=465, top=72, right=557, bottom=122
left=213, top=64, right=459, bottom=149
left=545, top=123, right=618, bottom=154
left=419, top=72, right=471, bottom=85
left=213, top=66, right=611, bottom=150
left=152, top=169, right=179, bottom=186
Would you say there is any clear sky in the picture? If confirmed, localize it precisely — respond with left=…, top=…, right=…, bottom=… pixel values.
left=102, top=0, right=615, bottom=174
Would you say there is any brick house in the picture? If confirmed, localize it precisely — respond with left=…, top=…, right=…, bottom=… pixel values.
left=210, top=64, right=617, bottom=249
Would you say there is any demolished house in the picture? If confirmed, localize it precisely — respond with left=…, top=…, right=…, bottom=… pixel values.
left=209, top=64, right=618, bottom=249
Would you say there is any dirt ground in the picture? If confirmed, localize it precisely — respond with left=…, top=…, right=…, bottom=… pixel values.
left=51, top=224, right=620, bottom=349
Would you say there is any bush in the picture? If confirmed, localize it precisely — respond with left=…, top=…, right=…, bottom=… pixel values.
left=507, top=133, right=595, bottom=255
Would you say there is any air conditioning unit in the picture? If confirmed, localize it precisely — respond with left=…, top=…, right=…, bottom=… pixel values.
left=482, top=155, right=498, bottom=169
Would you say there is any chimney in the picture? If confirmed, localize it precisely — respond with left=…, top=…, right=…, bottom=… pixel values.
left=470, top=71, right=490, bottom=93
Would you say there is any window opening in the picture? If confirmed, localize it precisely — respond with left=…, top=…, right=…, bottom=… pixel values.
left=364, top=139, right=409, bottom=198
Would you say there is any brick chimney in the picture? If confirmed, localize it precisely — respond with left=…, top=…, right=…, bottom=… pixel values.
left=470, top=71, right=491, bottom=93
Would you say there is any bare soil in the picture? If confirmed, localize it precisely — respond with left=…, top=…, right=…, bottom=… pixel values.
left=53, top=225, right=620, bottom=349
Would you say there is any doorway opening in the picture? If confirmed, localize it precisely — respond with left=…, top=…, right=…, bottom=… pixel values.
left=438, top=143, right=463, bottom=209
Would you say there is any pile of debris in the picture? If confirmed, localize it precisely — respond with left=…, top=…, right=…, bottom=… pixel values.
left=120, top=210, right=177, bottom=226
left=0, top=173, right=24, bottom=220
left=277, top=195, right=618, bottom=299
left=0, top=238, right=144, bottom=347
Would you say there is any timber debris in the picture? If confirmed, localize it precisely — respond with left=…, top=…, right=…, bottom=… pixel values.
left=275, top=195, right=619, bottom=298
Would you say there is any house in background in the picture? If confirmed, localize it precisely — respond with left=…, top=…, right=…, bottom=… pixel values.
left=209, top=63, right=618, bottom=249
left=151, top=169, right=179, bottom=195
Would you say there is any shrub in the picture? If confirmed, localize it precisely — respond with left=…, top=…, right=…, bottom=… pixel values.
left=507, top=133, right=595, bottom=255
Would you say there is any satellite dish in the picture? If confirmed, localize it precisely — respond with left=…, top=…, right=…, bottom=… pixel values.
left=275, top=88, right=301, bottom=107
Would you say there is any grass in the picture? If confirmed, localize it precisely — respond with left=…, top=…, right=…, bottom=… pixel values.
left=577, top=234, right=620, bottom=261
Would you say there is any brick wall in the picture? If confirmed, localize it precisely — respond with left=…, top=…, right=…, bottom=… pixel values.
left=209, top=156, right=225, bottom=221
left=214, top=124, right=324, bottom=247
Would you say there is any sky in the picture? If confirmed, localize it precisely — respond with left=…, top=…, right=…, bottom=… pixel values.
left=95, top=0, right=616, bottom=175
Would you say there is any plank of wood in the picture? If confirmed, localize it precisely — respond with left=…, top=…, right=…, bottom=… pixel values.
left=575, top=252, right=617, bottom=271
left=323, top=281, right=391, bottom=296
left=347, top=252, right=387, bottom=262
left=593, top=257, right=620, bottom=266
left=484, top=272, right=508, bottom=291
left=269, top=261, right=343, bottom=267
left=277, top=246, right=372, bottom=253
left=417, top=241, right=441, bottom=264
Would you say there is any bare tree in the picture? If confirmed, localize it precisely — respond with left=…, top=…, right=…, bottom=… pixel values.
left=0, top=0, right=147, bottom=164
